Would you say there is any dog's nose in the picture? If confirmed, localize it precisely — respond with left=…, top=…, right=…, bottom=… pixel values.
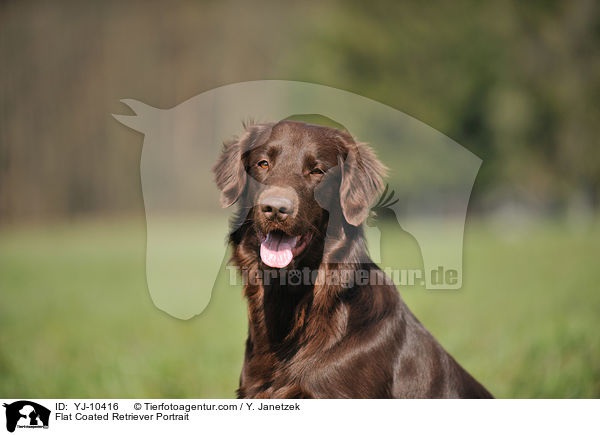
left=260, top=196, right=294, bottom=221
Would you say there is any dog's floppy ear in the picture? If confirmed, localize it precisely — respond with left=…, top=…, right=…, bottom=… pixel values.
left=213, top=123, right=273, bottom=207
left=338, top=134, right=386, bottom=226
left=213, top=136, right=247, bottom=208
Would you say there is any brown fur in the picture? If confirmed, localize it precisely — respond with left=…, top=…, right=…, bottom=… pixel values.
left=213, top=120, right=492, bottom=398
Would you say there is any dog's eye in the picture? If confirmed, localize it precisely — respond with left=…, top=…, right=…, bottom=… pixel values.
left=310, top=168, right=324, bottom=175
left=257, top=160, right=269, bottom=169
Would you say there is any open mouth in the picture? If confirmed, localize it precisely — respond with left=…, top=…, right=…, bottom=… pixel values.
left=258, top=230, right=312, bottom=268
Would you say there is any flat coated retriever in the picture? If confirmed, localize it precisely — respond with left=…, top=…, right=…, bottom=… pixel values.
left=213, top=120, right=492, bottom=398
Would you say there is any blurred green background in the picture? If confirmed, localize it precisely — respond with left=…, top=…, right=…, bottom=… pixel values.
left=1, top=0, right=599, bottom=398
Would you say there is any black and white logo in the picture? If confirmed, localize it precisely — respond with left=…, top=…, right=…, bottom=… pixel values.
left=3, top=401, right=50, bottom=433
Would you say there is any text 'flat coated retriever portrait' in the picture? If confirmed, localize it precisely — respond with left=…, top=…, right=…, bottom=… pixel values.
left=213, top=120, right=492, bottom=398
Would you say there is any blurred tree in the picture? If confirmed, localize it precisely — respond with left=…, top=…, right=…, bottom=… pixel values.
left=278, top=0, right=600, bottom=213
left=1, top=0, right=599, bottom=222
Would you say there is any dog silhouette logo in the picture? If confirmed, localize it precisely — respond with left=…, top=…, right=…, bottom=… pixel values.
left=3, top=401, right=50, bottom=432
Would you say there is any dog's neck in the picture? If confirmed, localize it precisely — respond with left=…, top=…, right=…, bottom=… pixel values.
left=232, top=214, right=372, bottom=350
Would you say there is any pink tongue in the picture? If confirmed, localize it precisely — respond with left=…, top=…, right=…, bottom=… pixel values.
left=260, top=232, right=295, bottom=268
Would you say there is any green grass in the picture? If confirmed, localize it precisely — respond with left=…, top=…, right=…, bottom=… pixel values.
left=1, top=218, right=599, bottom=398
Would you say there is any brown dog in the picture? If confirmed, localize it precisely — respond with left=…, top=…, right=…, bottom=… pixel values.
left=213, top=120, right=492, bottom=398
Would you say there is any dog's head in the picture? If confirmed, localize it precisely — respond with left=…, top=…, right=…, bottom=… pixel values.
left=213, top=120, right=385, bottom=268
